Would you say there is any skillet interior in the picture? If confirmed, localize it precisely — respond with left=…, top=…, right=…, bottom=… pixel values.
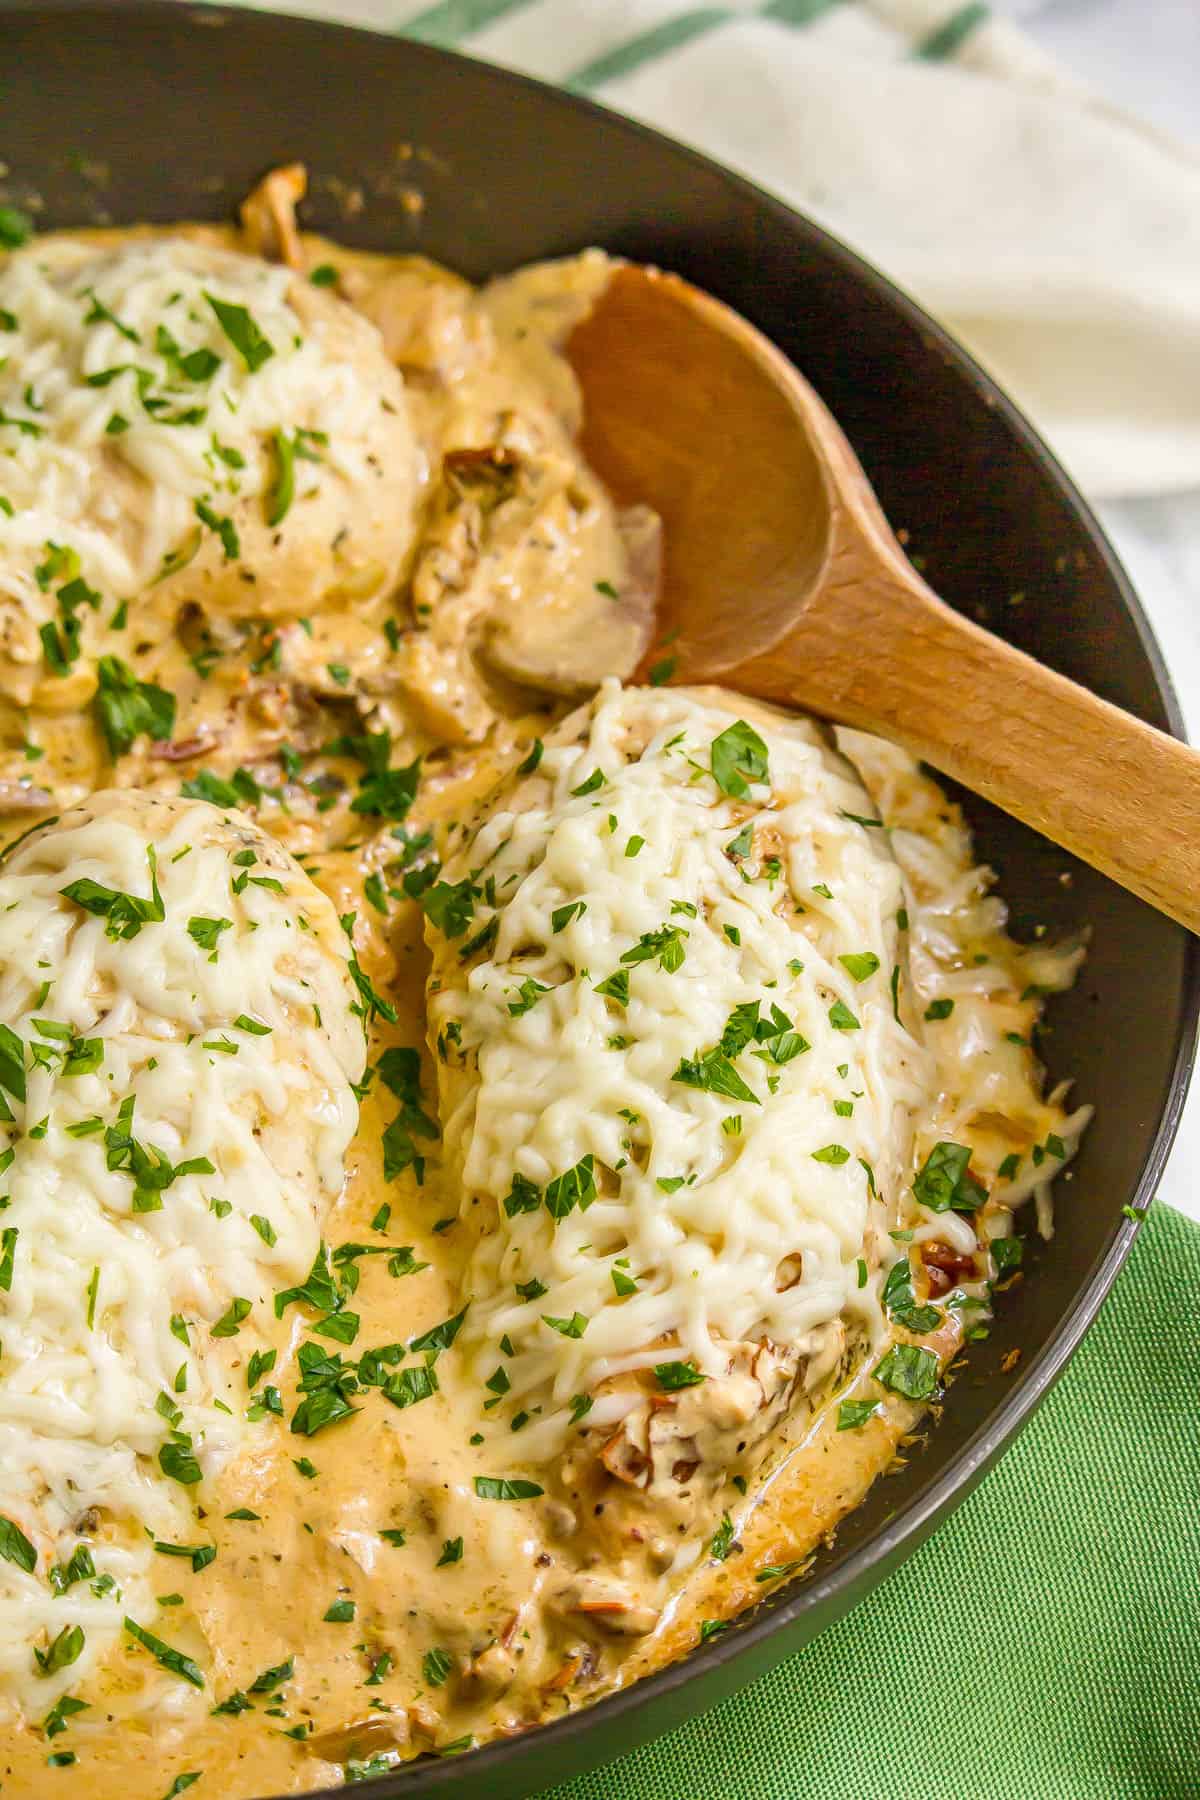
left=2, top=6, right=1197, bottom=1795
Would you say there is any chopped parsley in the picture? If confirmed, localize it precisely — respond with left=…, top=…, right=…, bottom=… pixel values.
left=709, top=719, right=769, bottom=799
left=194, top=497, right=240, bottom=562
left=708, top=1513, right=735, bottom=1561
left=873, top=1343, right=940, bottom=1401
left=92, top=654, right=175, bottom=756
left=154, top=1540, right=216, bottom=1574
left=421, top=878, right=479, bottom=939
left=674, top=1046, right=758, bottom=1106
left=266, top=427, right=297, bottom=526
left=42, top=1695, right=88, bottom=1738
left=881, top=1255, right=942, bottom=1335
left=544, top=1154, right=596, bottom=1219
left=376, top=1045, right=438, bottom=1186
left=0, top=1023, right=25, bottom=1104
left=158, top=1440, right=202, bottom=1487
left=551, top=899, right=587, bottom=934
left=155, top=323, right=220, bottom=384
left=204, top=292, right=275, bottom=372
left=211, top=1297, right=251, bottom=1338
left=249, top=1656, right=293, bottom=1694
left=838, top=952, right=880, bottom=982
left=61, top=846, right=164, bottom=941
left=755, top=1561, right=806, bottom=1584
left=124, top=1617, right=204, bottom=1688
left=0, top=206, right=32, bottom=248
left=991, top=1236, right=1023, bottom=1278
left=620, top=922, right=687, bottom=973
left=381, top=1365, right=438, bottom=1410
left=724, top=821, right=754, bottom=862
left=0, top=1514, right=37, bottom=1573
left=541, top=1311, right=587, bottom=1339
left=35, top=1624, right=85, bottom=1677
left=912, top=1141, right=986, bottom=1214
left=187, top=915, right=231, bottom=959
left=409, top=1305, right=469, bottom=1358
left=654, top=1360, right=705, bottom=1390
left=508, top=977, right=551, bottom=1017
left=48, top=1546, right=95, bottom=1595
left=503, top=1173, right=541, bottom=1217
left=0, top=1223, right=15, bottom=1297
left=473, top=1477, right=544, bottom=1501
left=82, top=288, right=139, bottom=343
left=350, top=756, right=422, bottom=825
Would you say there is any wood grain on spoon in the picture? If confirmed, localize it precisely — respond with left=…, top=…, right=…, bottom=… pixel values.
left=567, top=263, right=1200, bottom=935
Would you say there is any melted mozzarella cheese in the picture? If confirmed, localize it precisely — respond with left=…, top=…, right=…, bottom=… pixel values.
left=837, top=727, right=1093, bottom=1239
left=0, top=791, right=363, bottom=1718
left=0, top=236, right=417, bottom=686
left=426, top=684, right=936, bottom=1460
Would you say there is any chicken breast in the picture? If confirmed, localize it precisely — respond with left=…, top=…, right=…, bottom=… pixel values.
left=0, top=237, right=417, bottom=705
left=0, top=790, right=363, bottom=1721
left=422, top=682, right=939, bottom=1626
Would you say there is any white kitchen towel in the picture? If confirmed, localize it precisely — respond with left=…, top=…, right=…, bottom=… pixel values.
left=224, top=0, right=1200, bottom=502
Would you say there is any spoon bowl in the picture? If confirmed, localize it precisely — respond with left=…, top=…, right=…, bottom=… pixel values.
left=567, top=263, right=1200, bottom=934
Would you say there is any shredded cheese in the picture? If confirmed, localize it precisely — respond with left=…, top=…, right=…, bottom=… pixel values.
left=427, top=684, right=936, bottom=1461
left=0, top=236, right=416, bottom=676
left=838, top=728, right=1092, bottom=1239
left=0, top=790, right=362, bottom=1719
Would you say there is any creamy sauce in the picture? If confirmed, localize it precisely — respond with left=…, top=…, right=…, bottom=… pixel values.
left=0, top=176, right=1087, bottom=1797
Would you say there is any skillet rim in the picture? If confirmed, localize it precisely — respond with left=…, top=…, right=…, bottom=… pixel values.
left=4, top=6, right=1198, bottom=1795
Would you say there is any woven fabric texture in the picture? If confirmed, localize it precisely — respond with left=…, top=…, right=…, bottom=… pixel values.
left=539, top=1203, right=1200, bottom=1800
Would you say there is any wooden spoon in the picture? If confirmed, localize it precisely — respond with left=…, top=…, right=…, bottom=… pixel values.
left=566, top=263, right=1200, bottom=934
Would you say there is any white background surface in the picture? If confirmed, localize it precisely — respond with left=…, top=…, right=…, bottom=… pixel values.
left=998, top=0, right=1200, bottom=1220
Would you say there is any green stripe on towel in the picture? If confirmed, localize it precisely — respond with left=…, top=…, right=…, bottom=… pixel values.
left=760, top=0, right=846, bottom=25
left=566, top=9, right=734, bottom=92
left=400, top=0, right=537, bottom=48
left=914, top=2, right=989, bottom=61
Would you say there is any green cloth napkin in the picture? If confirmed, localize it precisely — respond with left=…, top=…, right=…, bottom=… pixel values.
left=538, top=1203, right=1199, bottom=1799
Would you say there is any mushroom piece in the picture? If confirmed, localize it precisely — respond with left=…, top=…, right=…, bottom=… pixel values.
left=239, top=162, right=308, bottom=271
left=483, top=503, right=660, bottom=697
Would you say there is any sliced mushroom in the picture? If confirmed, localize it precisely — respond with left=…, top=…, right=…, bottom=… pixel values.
left=483, top=503, right=659, bottom=697
left=239, top=162, right=307, bottom=271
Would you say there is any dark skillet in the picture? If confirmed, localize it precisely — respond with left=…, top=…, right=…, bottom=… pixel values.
left=3, top=5, right=1196, bottom=1796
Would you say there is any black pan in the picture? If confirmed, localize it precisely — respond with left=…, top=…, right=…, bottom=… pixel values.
left=3, top=5, right=1196, bottom=1796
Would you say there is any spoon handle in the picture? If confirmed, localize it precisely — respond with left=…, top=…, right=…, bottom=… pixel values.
left=746, top=565, right=1200, bottom=934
